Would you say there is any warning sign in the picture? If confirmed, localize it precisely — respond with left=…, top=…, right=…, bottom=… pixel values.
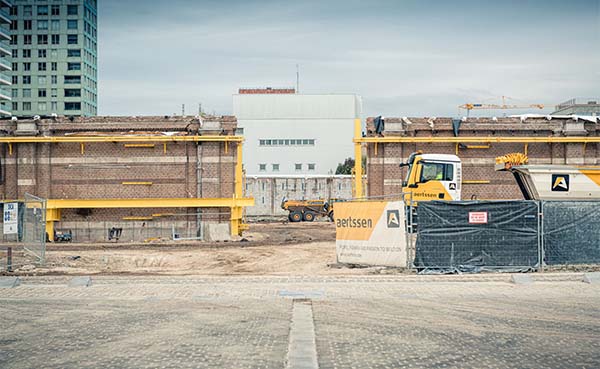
left=468, top=211, right=488, bottom=224
left=335, top=201, right=407, bottom=267
left=3, top=202, right=18, bottom=235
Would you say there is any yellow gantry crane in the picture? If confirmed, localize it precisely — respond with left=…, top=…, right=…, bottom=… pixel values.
left=459, top=96, right=544, bottom=116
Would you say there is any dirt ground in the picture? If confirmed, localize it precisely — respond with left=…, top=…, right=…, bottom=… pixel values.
left=2, top=222, right=376, bottom=276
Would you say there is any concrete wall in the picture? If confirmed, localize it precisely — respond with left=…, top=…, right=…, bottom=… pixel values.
left=244, top=175, right=353, bottom=217
left=233, top=94, right=361, bottom=175
left=0, top=115, right=239, bottom=242
left=365, top=116, right=600, bottom=200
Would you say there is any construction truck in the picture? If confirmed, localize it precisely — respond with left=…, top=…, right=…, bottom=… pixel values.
left=400, top=151, right=600, bottom=203
left=281, top=198, right=335, bottom=222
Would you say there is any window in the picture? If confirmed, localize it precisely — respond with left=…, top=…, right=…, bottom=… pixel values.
left=23, top=88, right=31, bottom=97
left=51, top=88, right=57, bottom=98
left=309, top=139, right=315, bottom=145
left=259, top=164, right=266, bottom=172
left=11, top=63, right=17, bottom=71
left=22, top=49, right=31, bottom=58
left=51, top=35, right=60, bottom=45
left=11, top=89, right=18, bottom=98
left=24, top=6, right=32, bottom=17
left=51, top=5, right=60, bottom=16
left=24, top=35, right=32, bottom=45
left=38, top=76, right=47, bottom=85
left=64, top=75, right=81, bottom=84
left=23, top=62, right=31, bottom=71
left=10, top=20, right=17, bottom=31
left=65, top=102, right=81, bottom=111
left=37, top=35, right=48, bottom=45
left=50, top=49, right=58, bottom=58
left=9, top=35, right=16, bottom=45
left=51, top=101, right=58, bottom=111
left=420, top=162, right=454, bottom=182
left=22, top=76, right=31, bottom=85
left=38, top=89, right=47, bottom=98
left=67, top=20, right=78, bottom=29
left=67, top=5, right=78, bottom=15
left=37, top=20, right=48, bottom=30
left=303, top=139, right=309, bottom=145
left=272, top=164, right=280, bottom=172
left=67, top=49, right=81, bottom=57
left=64, top=89, right=81, bottom=97
left=51, top=75, right=58, bottom=84
left=37, top=5, right=49, bottom=16
left=67, top=35, right=78, bottom=44
left=295, top=163, right=302, bottom=171
left=23, top=20, right=32, bottom=30
left=10, top=6, right=16, bottom=16
left=308, top=164, right=316, bottom=171
left=38, top=49, right=47, bottom=58
left=12, top=102, right=18, bottom=111
left=11, top=50, right=17, bottom=58
left=38, top=102, right=47, bottom=111
left=11, top=76, right=17, bottom=84
left=67, top=62, right=81, bottom=71
left=51, top=62, right=57, bottom=71
left=38, top=62, right=46, bottom=71
left=23, top=102, right=32, bottom=111
left=51, top=20, right=60, bottom=31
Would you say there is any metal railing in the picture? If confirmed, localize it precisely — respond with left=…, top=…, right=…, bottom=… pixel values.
left=556, top=97, right=600, bottom=110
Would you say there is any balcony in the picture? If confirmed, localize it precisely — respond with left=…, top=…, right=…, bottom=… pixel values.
left=0, top=71, right=11, bottom=85
left=0, top=40, right=9, bottom=56
left=0, top=56, right=10, bottom=71
left=0, top=86, right=11, bottom=100
left=0, top=8, right=10, bottom=24
left=0, top=0, right=13, bottom=8
left=0, top=24, right=9, bottom=41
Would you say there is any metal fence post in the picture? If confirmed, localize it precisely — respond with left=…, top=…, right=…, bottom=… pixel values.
left=7, top=247, right=12, bottom=272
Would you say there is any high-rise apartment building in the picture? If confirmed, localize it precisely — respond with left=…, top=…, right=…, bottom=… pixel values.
left=0, top=0, right=12, bottom=116
left=10, top=0, right=97, bottom=117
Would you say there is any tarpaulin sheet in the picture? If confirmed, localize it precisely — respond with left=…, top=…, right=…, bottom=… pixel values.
left=542, top=201, right=600, bottom=265
left=415, top=201, right=539, bottom=273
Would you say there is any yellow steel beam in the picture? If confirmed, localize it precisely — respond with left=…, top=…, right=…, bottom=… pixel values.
left=355, top=136, right=600, bottom=143
left=46, top=197, right=254, bottom=209
left=353, top=118, right=363, bottom=199
left=0, top=135, right=244, bottom=143
left=124, top=143, right=155, bottom=148
left=462, top=180, right=491, bottom=184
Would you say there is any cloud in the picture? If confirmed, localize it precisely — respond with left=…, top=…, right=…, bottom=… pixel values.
left=97, top=0, right=600, bottom=117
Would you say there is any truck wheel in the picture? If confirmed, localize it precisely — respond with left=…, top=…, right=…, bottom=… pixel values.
left=328, top=211, right=334, bottom=222
left=289, top=211, right=302, bottom=222
left=303, top=212, right=315, bottom=222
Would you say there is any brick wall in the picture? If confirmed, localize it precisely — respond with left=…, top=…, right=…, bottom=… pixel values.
left=365, top=117, right=600, bottom=200
left=0, top=115, right=239, bottom=241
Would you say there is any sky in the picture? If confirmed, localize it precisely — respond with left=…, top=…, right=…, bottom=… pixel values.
left=98, top=0, right=600, bottom=118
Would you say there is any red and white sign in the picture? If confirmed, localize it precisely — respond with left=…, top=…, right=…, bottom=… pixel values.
left=468, top=211, right=488, bottom=224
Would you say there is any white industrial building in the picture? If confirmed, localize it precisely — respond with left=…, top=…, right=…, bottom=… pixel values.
left=233, top=89, right=362, bottom=175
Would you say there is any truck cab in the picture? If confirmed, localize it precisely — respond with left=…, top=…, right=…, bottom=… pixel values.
left=401, top=152, right=462, bottom=206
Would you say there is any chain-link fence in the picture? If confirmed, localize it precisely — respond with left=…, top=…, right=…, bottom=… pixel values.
left=542, top=201, right=600, bottom=265
left=0, top=194, right=47, bottom=272
left=412, top=200, right=600, bottom=273
left=413, top=201, right=541, bottom=273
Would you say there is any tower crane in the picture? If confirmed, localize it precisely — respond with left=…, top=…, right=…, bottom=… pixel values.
left=459, top=96, right=544, bottom=116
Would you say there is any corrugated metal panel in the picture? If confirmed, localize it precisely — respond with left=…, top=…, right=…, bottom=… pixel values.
left=233, top=94, right=361, bottom=120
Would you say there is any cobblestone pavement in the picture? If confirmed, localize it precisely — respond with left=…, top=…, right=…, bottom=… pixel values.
left=0, top=275, right=599, bottom=368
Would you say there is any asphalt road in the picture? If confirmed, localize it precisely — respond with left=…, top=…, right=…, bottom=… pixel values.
left=1, top=275, right=599, bottom=368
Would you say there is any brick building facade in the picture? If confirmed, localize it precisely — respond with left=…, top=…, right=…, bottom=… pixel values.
left=365, top=116, right=600, bottom=200
left=0, top=115, right=242, bottom=242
